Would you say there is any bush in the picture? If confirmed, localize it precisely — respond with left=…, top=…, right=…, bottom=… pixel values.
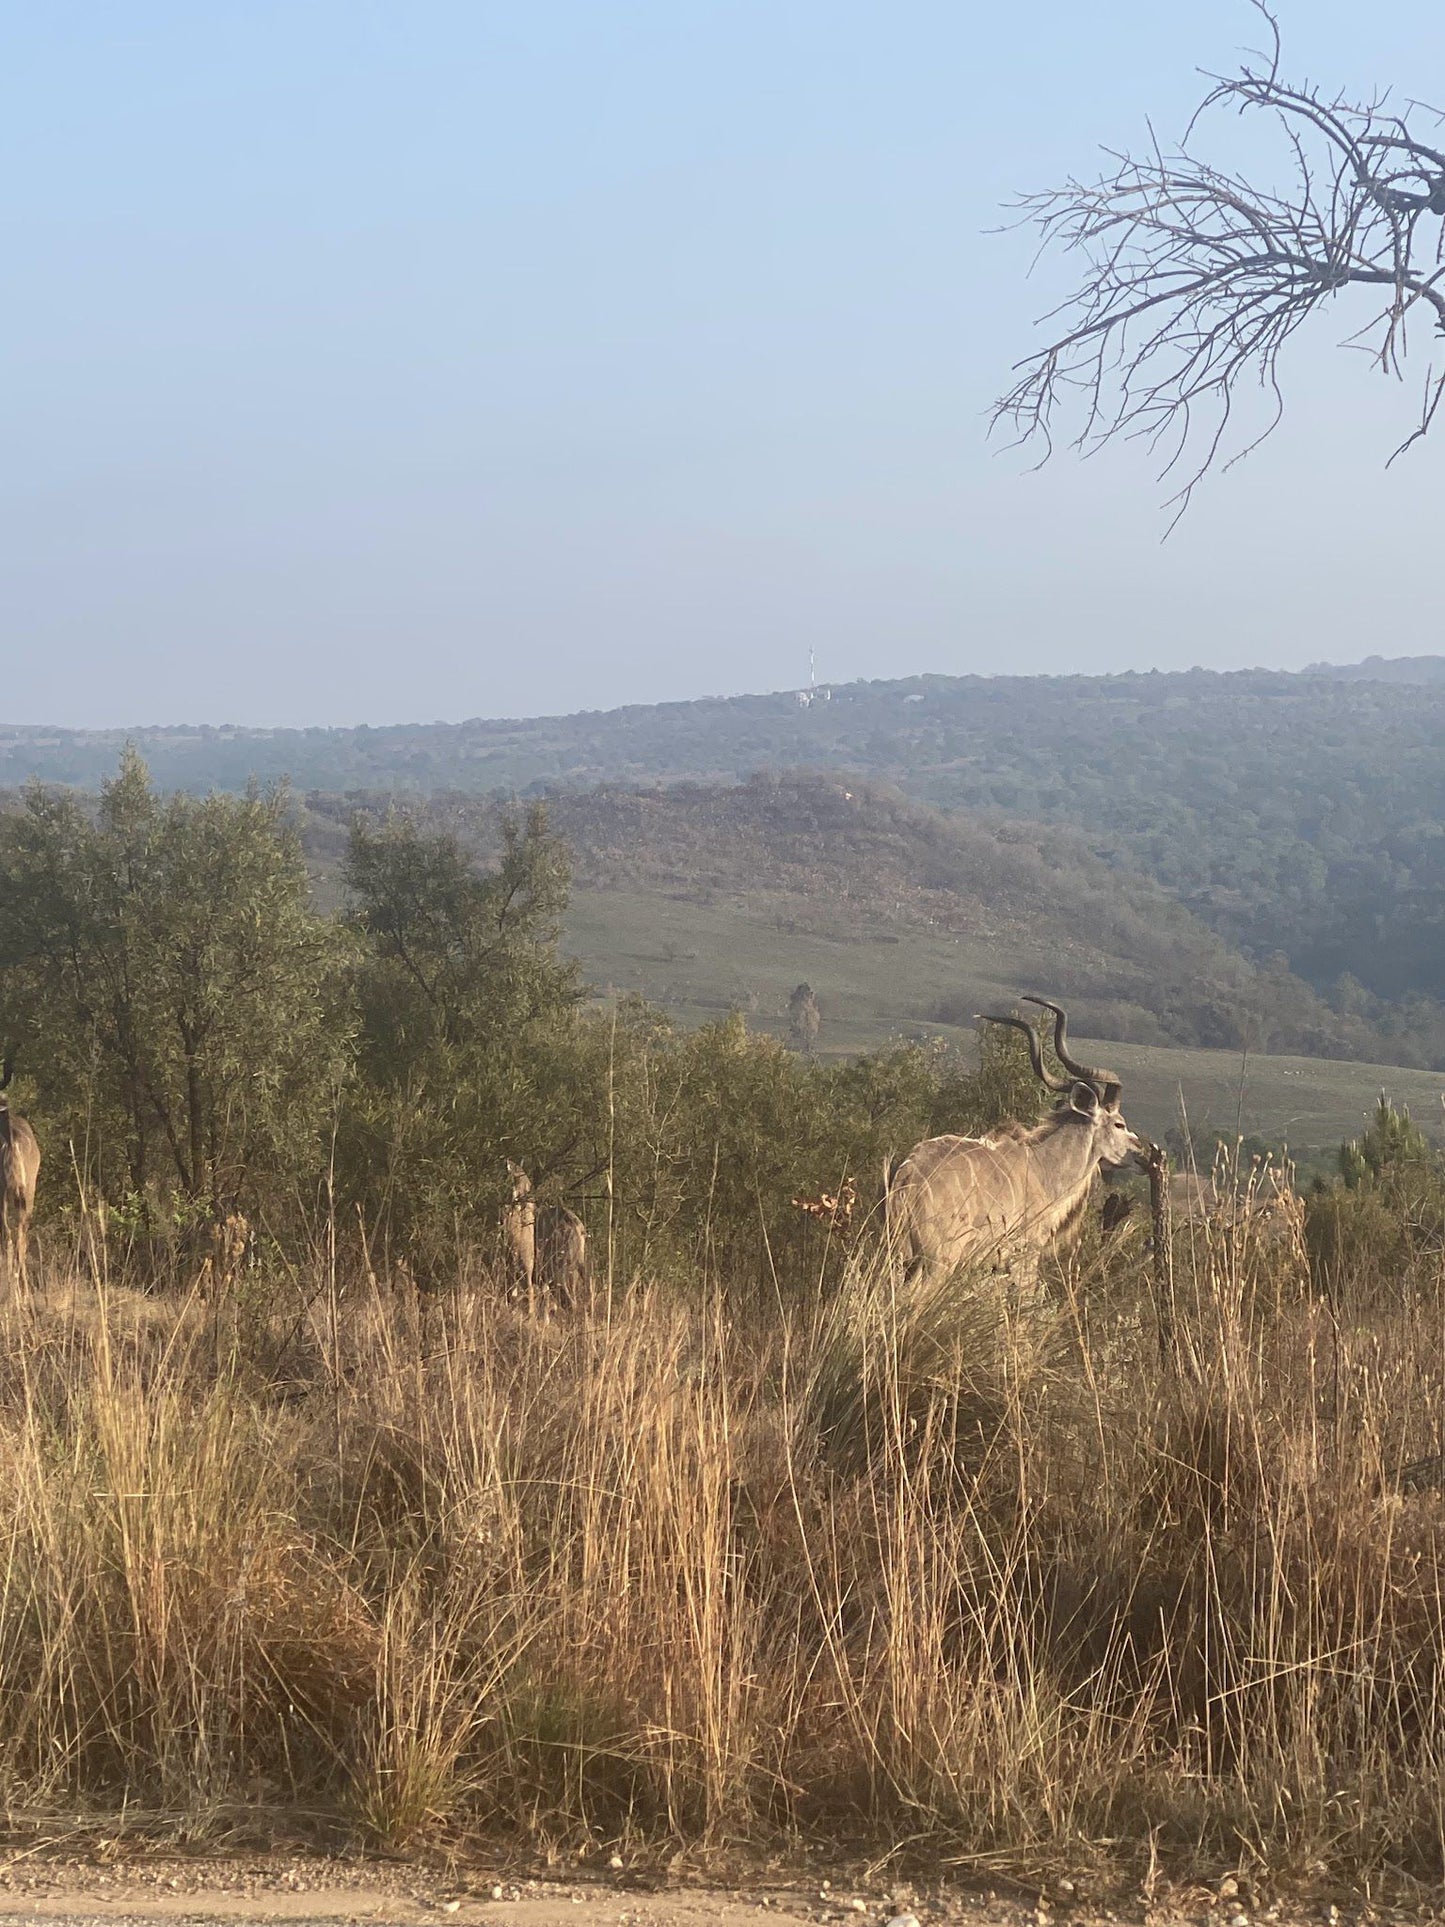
left=0, top=750, right=352, bottom=1227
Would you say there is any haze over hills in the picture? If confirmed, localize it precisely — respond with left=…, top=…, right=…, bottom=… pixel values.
left=5, top=657, right=1444, bottom=1041
left=5, top=655, right=1445, bottom=798
left=5, top=659, right=1444, bottom=1144
left=1307, top=656, right=1445, bottom=684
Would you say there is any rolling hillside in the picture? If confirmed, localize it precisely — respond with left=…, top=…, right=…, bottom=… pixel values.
left=6, top=657, right=1444, bottom=1034
left=301, top=777, right=1438, bottom=1160
left=561, top=886, right=1443, bottom=1166
left=0, top=758, right=1431, bottom=1161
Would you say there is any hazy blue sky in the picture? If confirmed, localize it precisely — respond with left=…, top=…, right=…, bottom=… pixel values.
left=3, top=2, right=1442, bottom=727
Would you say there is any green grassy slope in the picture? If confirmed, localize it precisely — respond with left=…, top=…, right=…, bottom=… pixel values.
left=459, top=777, right=1390, bottom=1055
left=298, top=776, right=1435, bottom=1160
left=563, top=882, right=1439, bottom=1162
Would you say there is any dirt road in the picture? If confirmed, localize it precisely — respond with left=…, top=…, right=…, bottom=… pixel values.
left=0, top=1881, right=825, bottom=1927
left=0, top=1851, right=1391, bottom=1927
left=0, top=1855, right=975, bottom=1927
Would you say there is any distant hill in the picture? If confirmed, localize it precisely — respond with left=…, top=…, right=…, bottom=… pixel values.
left=6, top=659, right=1445, bottom=1039
left=4, top=660, right=1443, bottom=801
left=1306, top=655, right=1445, bottom=684
left=299, top=776, right=1399, bottom=1068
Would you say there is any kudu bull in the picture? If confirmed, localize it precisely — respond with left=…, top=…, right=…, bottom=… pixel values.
left=0, top=1059, right=41, bottom=1287
left=889, top=997, right=1145, bottom=1290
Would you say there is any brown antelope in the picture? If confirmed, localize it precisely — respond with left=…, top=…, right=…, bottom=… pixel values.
left=0, top=1059, right=41, bottom=1288
left=537, top=1201, right=589, bottom=1310
left=503, top=1160, right=589, bottom=1315
left=888, top=996, right=1145, bottom=1292
left=502, top=1158, right=536, bottom=1296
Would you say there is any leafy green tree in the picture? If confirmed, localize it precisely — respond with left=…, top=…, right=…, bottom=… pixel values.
left=0, top=749, right=352, bottom=1216
left=346, top=805, right=574, bottom=1063
left=343, top=805, right=591, bottom=1264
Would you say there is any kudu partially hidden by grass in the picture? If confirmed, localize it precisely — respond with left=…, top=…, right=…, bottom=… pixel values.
left=889, top=997, right=1145, bottom=1291
left=0, top=1059, right=41, bottom=1287
left=503, top=1160, right=589, bottom=1316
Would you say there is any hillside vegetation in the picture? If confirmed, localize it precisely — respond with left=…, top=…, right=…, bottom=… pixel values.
left=1309, top=655, right=1445, bottom=684
left=5, top=659, right=1444, bottom=1032
left=303, top=774, right=1424, bottom=1063
left=296, top=777, right=1445, bottom=1157
left=5, top=754, right=1438, bottom=1161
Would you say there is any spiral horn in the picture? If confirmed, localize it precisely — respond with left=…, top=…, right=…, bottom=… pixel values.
left=1021, top=997, right=1122, bottom=1105
left=976, top=1012, right=1072, bottom=1093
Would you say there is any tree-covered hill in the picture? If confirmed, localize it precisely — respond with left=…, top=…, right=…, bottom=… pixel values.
left=6, top=657, right=1444, bottom=1025
left=299, top=776, right=1408, bottom=1067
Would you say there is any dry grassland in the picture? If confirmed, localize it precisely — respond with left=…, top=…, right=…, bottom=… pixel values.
left=0, top=1204, right=1443, bottom=1905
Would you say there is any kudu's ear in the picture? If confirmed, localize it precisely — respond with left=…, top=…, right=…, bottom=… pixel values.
left=1069, top=1081, right=1099, bottom=1116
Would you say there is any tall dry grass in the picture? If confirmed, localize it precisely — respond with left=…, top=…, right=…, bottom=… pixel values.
left=0, top=1198, right=1444, bottom=1893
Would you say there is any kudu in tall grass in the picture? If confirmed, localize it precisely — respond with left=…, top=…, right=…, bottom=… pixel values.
left=0, top=1059, right=41, bottom=1288
left=889, top=997, right=1145, bottom=1292
left=503, top=1160, right=589, bottom=1316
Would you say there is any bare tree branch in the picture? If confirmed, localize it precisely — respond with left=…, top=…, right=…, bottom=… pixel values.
left=993, top=6, right=1445, bottom=522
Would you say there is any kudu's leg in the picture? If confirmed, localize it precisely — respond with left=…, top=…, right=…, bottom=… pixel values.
left=0, top=1198, right=18, bottom=1294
